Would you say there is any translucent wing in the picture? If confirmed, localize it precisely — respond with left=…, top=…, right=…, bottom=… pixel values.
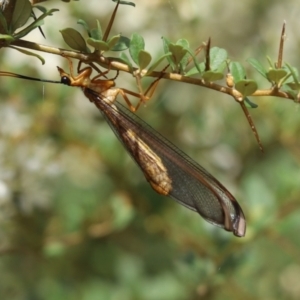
left=84, top=88, right=246, bottom=237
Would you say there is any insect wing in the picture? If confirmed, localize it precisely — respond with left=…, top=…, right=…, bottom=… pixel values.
left=84, top=88, right=246, bottom=237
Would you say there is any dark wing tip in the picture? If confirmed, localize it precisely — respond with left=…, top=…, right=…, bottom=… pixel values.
left=232, top=208, right=246, bottom=237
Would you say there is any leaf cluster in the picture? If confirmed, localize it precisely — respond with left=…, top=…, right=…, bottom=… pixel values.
left=0, top=0, right=299, bottom=151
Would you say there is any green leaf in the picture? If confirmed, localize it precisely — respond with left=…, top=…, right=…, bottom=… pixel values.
left=284, top=68, right=300, bottom=89
left=147, top=52, right=172, bottom=74
left=138, top=50, right=152, bottom=70
left=202, top=71, right=224, bottom=81
left=281, top=84, right=300, bottom=100
left=14, top=8, right=59, bottom=39
left=90, top=28, right=101, bottom=40
left=279, top=71, right=292, bottom=85
left=217, top=61, right=227, bottom=74
left=14, top=19, right=44, bottom=40
left=281, top=84, right=300, bottom=103
left=87, top=38, right=109, bottom=51
left=176, top=39, right=190, bottom=72
left=162, top=36, right=170, bottom=54
left=235, top=80, right=258, bottom=97
left=0, top=9, right=8, bottom=33
left=112, top=0, right=136, bottom=7
left=209, top=47, right=228, bottom=71
left=9, top=45, right=45, bottom=64
left=129, top=33, right=145, bottom=65
left=77, top=19, right=91, bottom=37
left=111, top=35, right=130, bottom=51
left=168, top=43, right=188, bottom=67
left=247, top=58, right=267, bottom=78
left=266, top=56, right=274, bottom=68
left=97, top=20, right=103, bottom=40
left=60, top=28, right=88, bottom=52
left=285, top=63, right=299, bottom=84
left=185, top=49, right=203, bottom=75
left=11, top=0, right=32, bottom=32
left=34, top=6, right=47, bottom=14
left=230, top=61, right=246, bottom=82
left=91, top=20, right=103, bottom=40
left=185, top=63, right=204, bottom=76
left=267, top=69, right=287, bottom=84
left=162, top=36, right=175, bottom=70
left=285, top=83, right=300, bottom=90
left=176, top=39, right=189, bottom=48
left=107, top=34, right=121, bottom=50
left=245, top=97, right=258, bottom=108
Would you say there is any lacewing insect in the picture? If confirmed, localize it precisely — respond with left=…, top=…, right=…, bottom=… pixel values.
left=0, top=60, right=246, bottom=237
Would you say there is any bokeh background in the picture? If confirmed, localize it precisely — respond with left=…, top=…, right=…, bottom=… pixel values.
left=1, top=0, right=300, bottom=299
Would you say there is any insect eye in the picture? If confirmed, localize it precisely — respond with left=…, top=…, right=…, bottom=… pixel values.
left=61, top=76, right=71, bottom=85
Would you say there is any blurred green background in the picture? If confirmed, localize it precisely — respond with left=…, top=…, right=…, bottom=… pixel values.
left=1, top=0, right=300, bottom=299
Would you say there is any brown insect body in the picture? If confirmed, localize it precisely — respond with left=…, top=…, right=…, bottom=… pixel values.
left=57, top=63, right=246, bottom=237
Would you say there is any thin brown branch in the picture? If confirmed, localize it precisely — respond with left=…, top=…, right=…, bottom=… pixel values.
left=239, top=101, right=264, bottom=152
left=102, top=0, right=120, bottom=42
left=10, top=39, right=132, bottom=72
left=277, top=21, right=286, bottom=69
left=205, top=37, right=211, bottom=71
left=8, top=40, right=296, bottom=104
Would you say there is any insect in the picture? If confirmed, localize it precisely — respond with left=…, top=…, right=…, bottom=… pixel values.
left=0, top=59, right=246, bottom=237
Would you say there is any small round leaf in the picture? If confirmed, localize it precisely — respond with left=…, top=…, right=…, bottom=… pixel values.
left=138, top=50, right=152, bottom=70
left=267, top=69, right=288, bottom=84
left=107, top=34, right=121, bottom=50
left=235, top=80, right=258, bottom=97
left=202, top=71, right=224, bottom=81
left=111, top=36, right=130, bottom=51
left=87, top=38, right=109, bottom=51
left=60, top=28, right=88, bottom=52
